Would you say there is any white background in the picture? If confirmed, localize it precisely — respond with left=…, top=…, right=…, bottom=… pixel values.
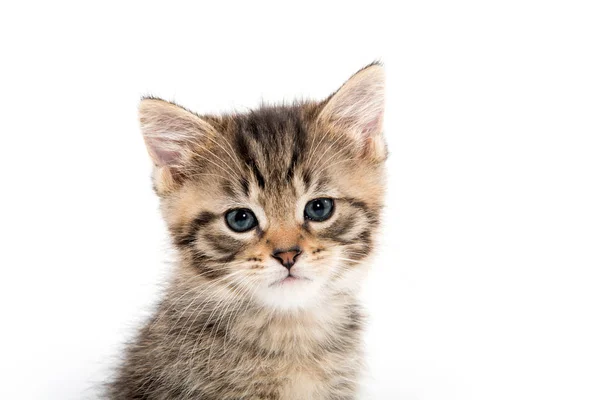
left=1, top=1, right=599, bottom=399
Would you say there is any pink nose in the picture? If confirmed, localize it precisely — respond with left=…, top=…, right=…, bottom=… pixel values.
left=271, top=247, right=302, bottom=270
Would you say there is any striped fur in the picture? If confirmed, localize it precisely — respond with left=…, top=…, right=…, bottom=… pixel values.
left=107, top=63, right=386, bottom=399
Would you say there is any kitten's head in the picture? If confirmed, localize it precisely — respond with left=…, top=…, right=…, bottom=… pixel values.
left=141, top=64, right=386, bottom=310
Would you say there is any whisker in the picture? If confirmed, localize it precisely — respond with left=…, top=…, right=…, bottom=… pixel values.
left=311, top=131, right=352, bottom=171
left=193, top=153, right=238, bottom=181
left=223, top=278, right=261, bottom=346
left=174, top=282, right=237, bottom=356
left=201, top=134, right=245, bottom=176
left=205, top=277, right=257, bottom=367
left=305, top=124, right=335, bottom=169
left=200, top=145, right=241, bottom=179
left=164, top=269, right=247, bottom=341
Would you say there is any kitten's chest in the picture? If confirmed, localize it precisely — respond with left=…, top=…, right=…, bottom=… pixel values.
left=229, top=306, right=362, bottom=398
left=235, top=336, right=357, bottom=399
left=280, top=367, right=323, bottom=400
left=273, top=351, right=360, bottom=400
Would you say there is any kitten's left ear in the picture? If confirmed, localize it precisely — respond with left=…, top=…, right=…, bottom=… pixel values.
left=318, top=63, right=386, bottom=162
left=139, top=97, right=217, bottom=194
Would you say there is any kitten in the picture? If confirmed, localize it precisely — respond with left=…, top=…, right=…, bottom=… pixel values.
left=108, top=63, right=386, bottom=399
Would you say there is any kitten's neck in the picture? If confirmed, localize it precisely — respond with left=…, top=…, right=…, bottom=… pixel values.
left=230, top=292, right=362, bottom=356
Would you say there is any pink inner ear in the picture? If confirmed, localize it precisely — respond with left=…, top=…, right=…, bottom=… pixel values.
left=149, top=139, right=181, bottom=166
left=361, top=112, right=384, bottom=139
left=155, top=148, right=180, bottom=166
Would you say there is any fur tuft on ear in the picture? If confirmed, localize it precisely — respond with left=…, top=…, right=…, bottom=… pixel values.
left=319, top=63, right=386, bottom=161
left=139, top=98, right=215, bottom=193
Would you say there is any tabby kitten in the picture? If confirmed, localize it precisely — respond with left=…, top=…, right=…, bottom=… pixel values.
left=108, top=63, right=386, bottom=399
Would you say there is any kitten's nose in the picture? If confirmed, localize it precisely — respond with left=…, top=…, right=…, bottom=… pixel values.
left=271, top=247, right=302, bottom=270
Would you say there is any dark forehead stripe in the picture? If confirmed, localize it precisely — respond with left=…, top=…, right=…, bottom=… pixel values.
left=286, top=114, right=308, bottom=180
left=286, top=150, right=299, bottom=181
left=250, top=160, right=266, bottom=189
left=234, top=129, right=266, bottom=189
left=234, top=106, right=309, bottom=188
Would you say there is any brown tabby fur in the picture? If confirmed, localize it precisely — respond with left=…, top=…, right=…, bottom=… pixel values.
left=107, top=63, right=386, bottom=399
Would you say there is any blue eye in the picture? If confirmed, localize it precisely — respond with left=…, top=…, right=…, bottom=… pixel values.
left=225, top=208, right=258, bottom=232
left=304, top=198, right=334, bottom=222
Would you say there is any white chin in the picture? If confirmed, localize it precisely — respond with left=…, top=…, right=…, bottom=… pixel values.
left=258, top=278, right=323, bottom=311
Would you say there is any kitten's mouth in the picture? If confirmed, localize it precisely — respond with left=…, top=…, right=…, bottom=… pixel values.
left=269, top=274, right=311, bottom=287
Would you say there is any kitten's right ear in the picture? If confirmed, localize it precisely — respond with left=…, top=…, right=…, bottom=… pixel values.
left=318, top=63, right=386, bottom=162
left=139, top=98, right=213, bottom=193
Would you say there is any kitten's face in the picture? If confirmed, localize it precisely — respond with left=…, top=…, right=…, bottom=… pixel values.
left=141, top=64, right=386, bottom=310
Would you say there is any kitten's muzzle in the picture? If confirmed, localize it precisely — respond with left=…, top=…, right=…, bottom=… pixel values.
left=271, top=247, right=302, bottom=270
